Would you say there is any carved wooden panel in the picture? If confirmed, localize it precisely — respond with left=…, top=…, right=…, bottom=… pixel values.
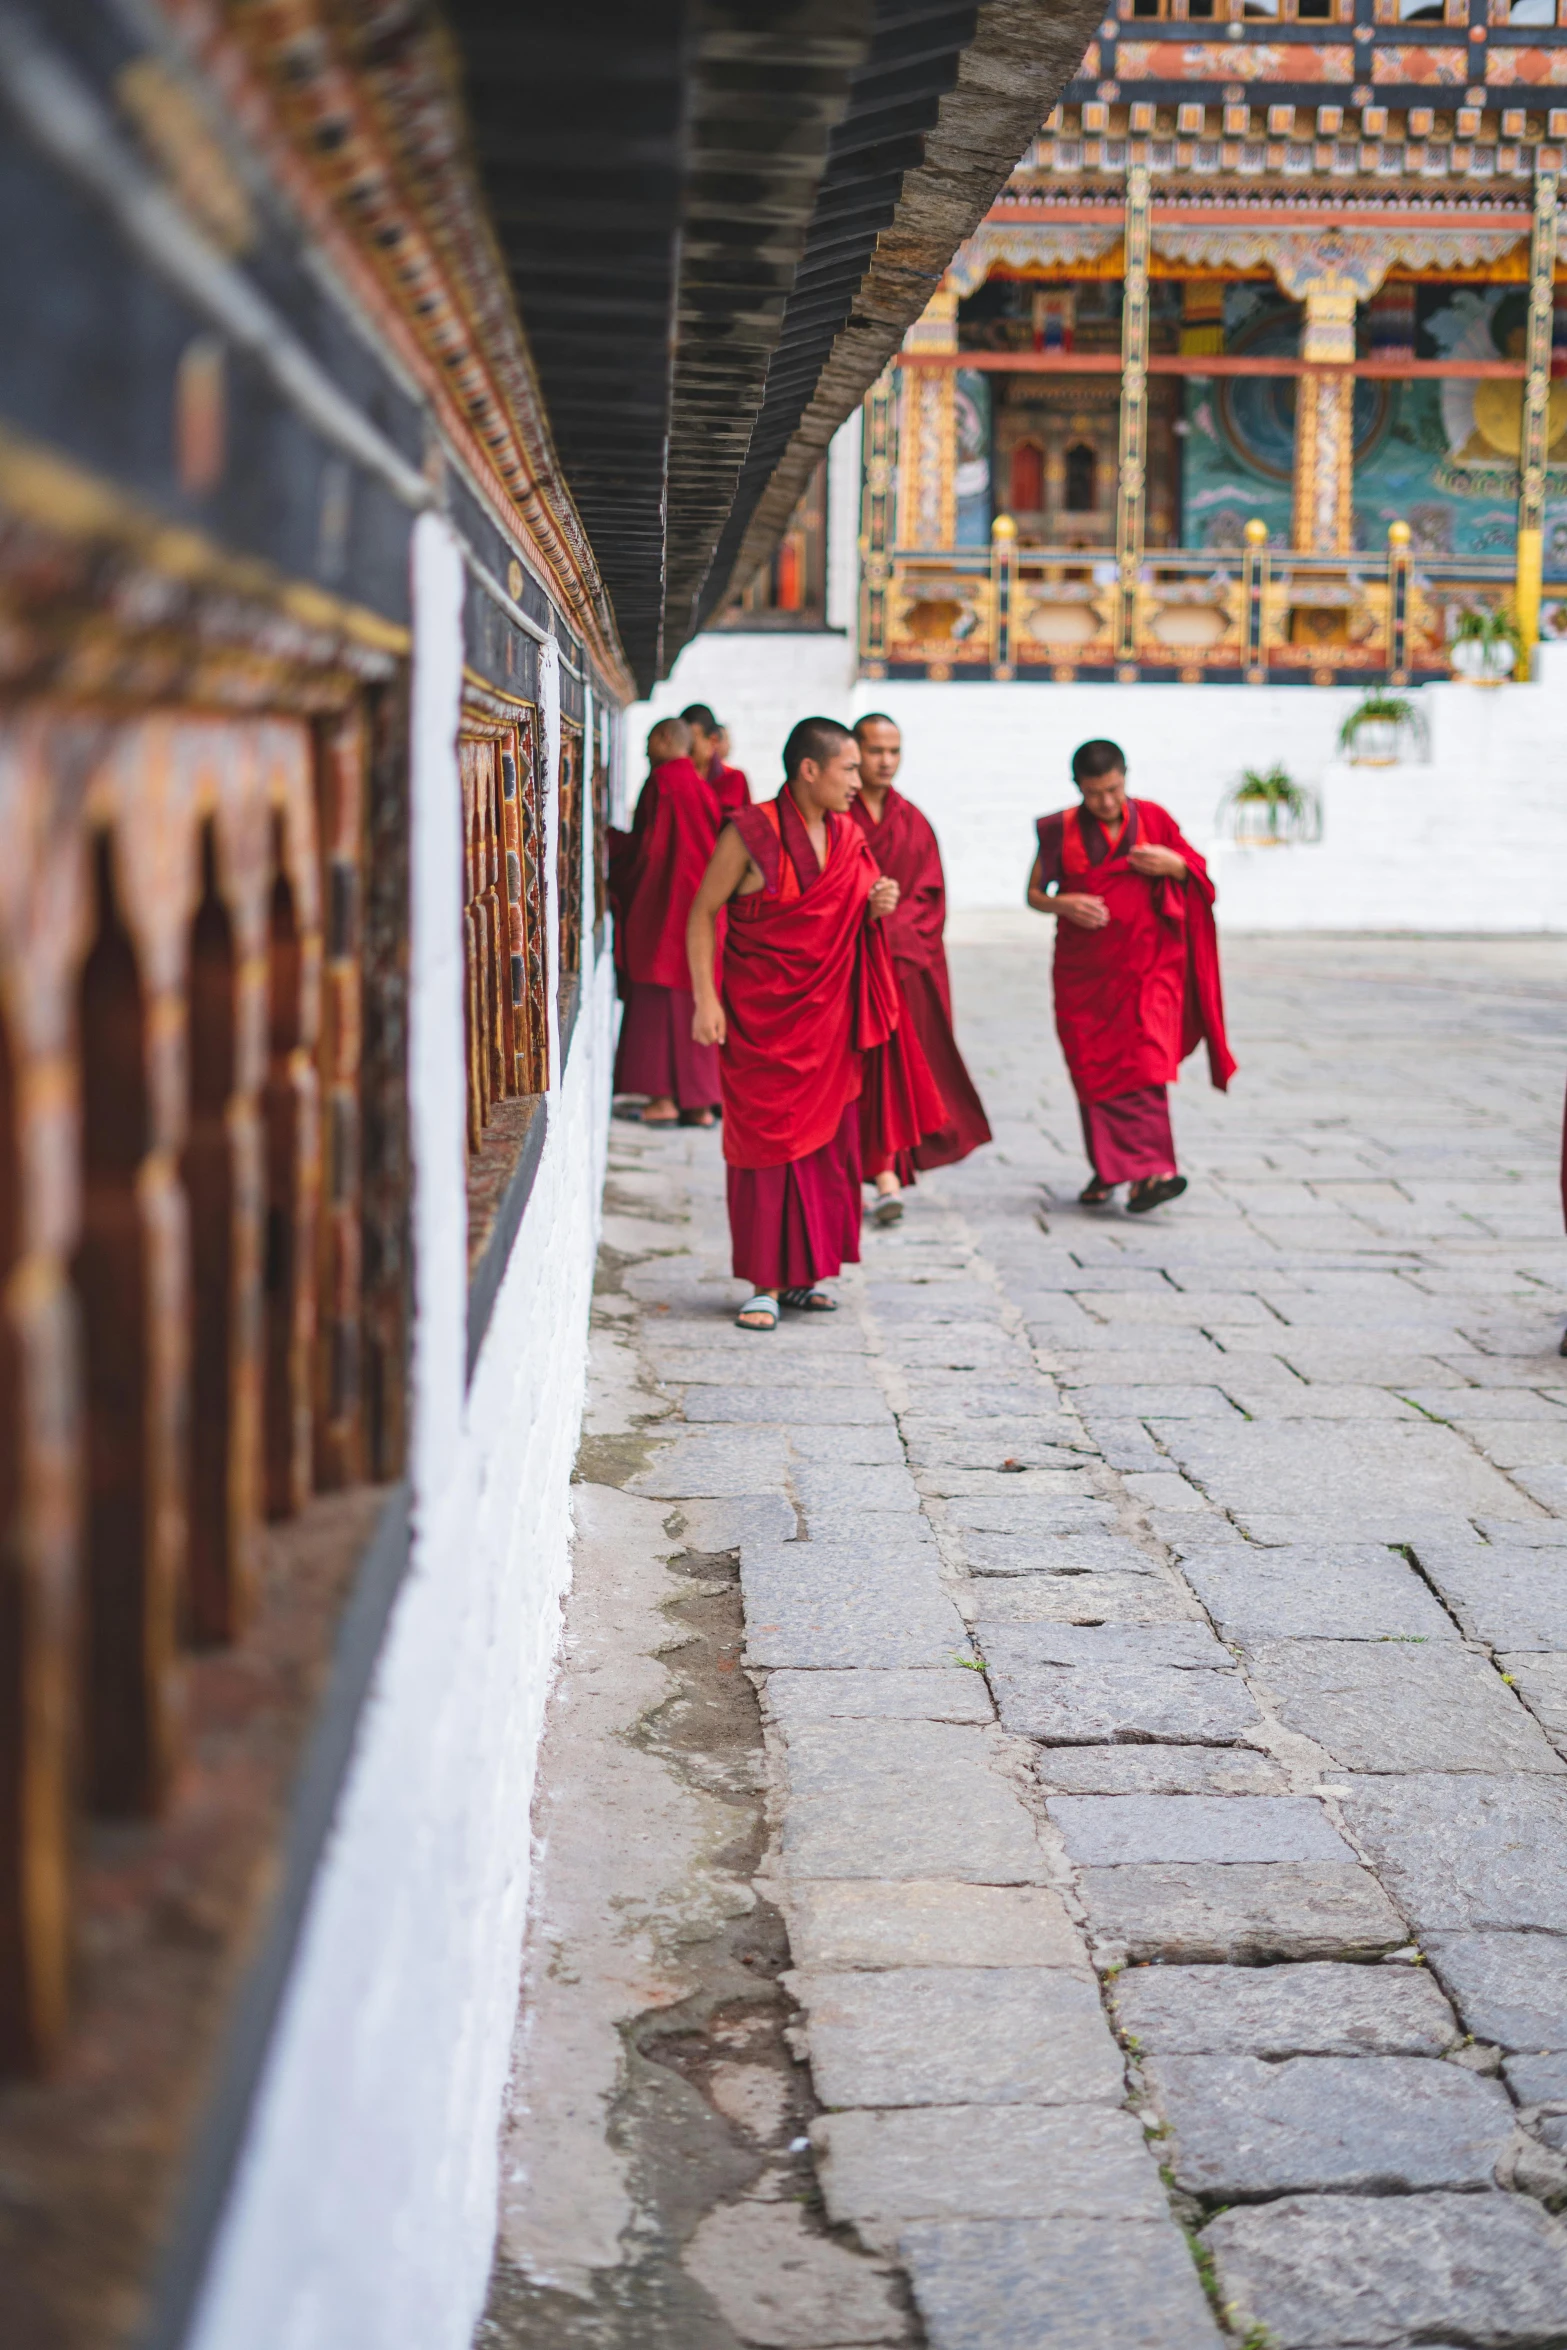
left=556, top=724, right=584, bottom=1010
left=0, top=702, right=350, bottom=2073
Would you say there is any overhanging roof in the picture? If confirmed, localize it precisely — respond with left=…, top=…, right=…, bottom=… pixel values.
left=447, top=0, right=1103, bottom=691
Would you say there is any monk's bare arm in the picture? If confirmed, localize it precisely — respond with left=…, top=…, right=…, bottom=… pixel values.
left=1027, top=850, right=1109, bottom=931
left=687, top=825, right=756, bottom=1048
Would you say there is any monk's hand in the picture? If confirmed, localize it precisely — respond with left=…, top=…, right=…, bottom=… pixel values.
left=869, top=877, right=900, bottom=920
left=1128, top=844, right=1187, bottom=880
left=692, top=994, right=726, bottom=1048
left=1056, top=892, right=1111, bottom=929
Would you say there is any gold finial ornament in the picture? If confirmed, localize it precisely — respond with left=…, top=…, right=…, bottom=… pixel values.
left=991, top=513, right=1017, bottom=541
left=1244, top=517, right=1268, bottom=547
left=1387, top=520, right=1411, bottom=549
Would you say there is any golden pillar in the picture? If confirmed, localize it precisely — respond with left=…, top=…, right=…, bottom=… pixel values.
left=897, top=288, right=958, bottom=550
left=1292, top=284, right=1357, bottom=554
left=1517, top=166, right=1559, bottom=667
left=1115, top=165, right=1152, bottom=667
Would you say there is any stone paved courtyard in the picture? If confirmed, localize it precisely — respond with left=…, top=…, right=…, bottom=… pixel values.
left=484, top=932, right=1567, bottom=2350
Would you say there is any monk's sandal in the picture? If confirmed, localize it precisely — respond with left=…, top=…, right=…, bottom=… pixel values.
left=736, top=1294, right=780, bottom=1331
left=1127, top=1174, right=1188, bottom=1215
left=779, top=1287, right=837, bottom=1312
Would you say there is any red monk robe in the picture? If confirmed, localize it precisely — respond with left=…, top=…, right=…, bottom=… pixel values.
left=1034, top=798, right=1234, bottom=1185
left=612, top=756, right=725, bottom=1111
left=850, top=786, right=992, bottom=1182
left=721, top=792, right=900, bottom=1291
left=708, top=758, right=750, bottom=816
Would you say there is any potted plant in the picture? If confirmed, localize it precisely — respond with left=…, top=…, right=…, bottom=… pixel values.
left=1337, top=690, right=1425, bottom=767
left=1219, top=764, right=1322, bottom=847
left=1450, top=603, right=1521, bottom=684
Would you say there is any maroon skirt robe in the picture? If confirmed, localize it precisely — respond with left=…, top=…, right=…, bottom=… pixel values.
left=613, top=980, right=720, bottom=1110
left=610, top=755, right=727, bottom=1108
left=1034, top=798, right=1234, bottom=1184
left=848, top=786, right=991, bottom=1183
left=721, top=792, right=899, bottom=1291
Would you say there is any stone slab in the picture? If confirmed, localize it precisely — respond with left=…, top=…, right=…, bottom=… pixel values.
left=681, top=2200, right=905, bottom=2348
left=793, top=1462, right=922, bottom=1518
left=1036, top=1745, right=1287, bottom=1797
left=1339, top=1775, right=1567, bottom=1932
left=979, top=1620, right=1260, bottom=1747
left=960, top=1532, right=1165, bottom=1580
left=948, top=1496, right=1121, bottom=1538
left=1149, top=2052, right=1513, bottom=2197
left=780, top=1721, right=1047, bottom=1884
left=1066, top=1385, right=1243, bottom=1419
left=678, top=1384, right=893, bottom=1425
left=1048, top=1794, right=1353, bottom=1867
left=786, top=1881, right=1085, bottom=1973
left=1205, top=2190, right=1567, bottom=2350
left=1078, top=1861, right=1407, bottom=1963
left=899, top=1425, right=1085, bottom=1473
left=1112, top=1960, right=1459, bottom=2058
left=969, top=1573, right=1202, bottom=1627
left=798, top=1967, right=1125, bottom=2109
left=788, top=1423, right=907, bottom=1468
left=765, top=1669, right=993, bottom=1727
left=813, top=2106, right=1167, bottom=2251
left=1412, top=1540, right=1567, bottom=1649
left=1423, top=1930, right=1567, bottom=2050
left=675, top=1494, right=798, bottom=1552
left=649, top=1347, right=882, bottom=1391
left=1507, top=2051, right=1567, bottom=2106
left=1179, top=1543, right=1459, bottom=1643
left=1243, top=1639, right=1565, bottom=1773
left=1500, top=1652, right=1567, bottom=1743
left=900, top=2215, right=1225, bottom=2350
left=741, top=1552, right=965, bottom=1671
left=1161, top=1416, right=1533, bottom=1528
left=629, top=1428, right=792, bottom=1497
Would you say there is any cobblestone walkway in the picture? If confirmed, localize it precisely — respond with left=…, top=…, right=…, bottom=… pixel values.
left=487, top=934, right=1567, bottom=2350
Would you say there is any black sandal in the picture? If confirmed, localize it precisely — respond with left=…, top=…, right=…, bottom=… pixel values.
left=778, top=1287, right=837, bottom=1312
left=1079, top=1177, right=1115, bottom=1207
left=1127, top=1174, right=1188, bottom=1215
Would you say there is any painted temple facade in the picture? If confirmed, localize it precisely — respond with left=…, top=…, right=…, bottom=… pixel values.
left=859, top=0, right=1567, bottom=685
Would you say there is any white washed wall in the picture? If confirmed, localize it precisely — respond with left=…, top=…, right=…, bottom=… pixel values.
left=186, top=518, right=613, bottom=2350
left=636, top=633, right=1567, bottom=934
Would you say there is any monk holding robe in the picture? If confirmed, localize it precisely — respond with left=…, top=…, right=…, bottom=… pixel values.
left=682, top=702, right=750, bottom=816
left=688, top=717, right=901, bottom=1331
left=611, top=716, right=724, bottom=1126
left=1028, top=738, right=1234, bottom=1212
left=849, top=713, right=992, bottom=1225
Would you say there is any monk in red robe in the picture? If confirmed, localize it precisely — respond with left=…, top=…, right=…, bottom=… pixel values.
left=688, top=717, right=901, bottom=1331
left=612, top=716, right=724, bottom=1126
left=682, top=702, right=750, bottom=816
left=1027, top=737, right=1235, bottom=1212
left=850, top=713, right=992, bottom=1225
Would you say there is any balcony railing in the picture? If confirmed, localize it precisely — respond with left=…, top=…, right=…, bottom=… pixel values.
left=865, top=528, right=1526, bottom=685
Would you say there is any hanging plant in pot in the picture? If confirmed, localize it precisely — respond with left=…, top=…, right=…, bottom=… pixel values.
left=1218, top=763, right=1323, bottom=847
left=1450, top=602, right=1522, bottom=684
left=1337, top=690, right=1426, bottom=767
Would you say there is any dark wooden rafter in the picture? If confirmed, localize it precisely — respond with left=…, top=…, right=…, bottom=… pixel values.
left=700, top=0, right=1107, bottom=632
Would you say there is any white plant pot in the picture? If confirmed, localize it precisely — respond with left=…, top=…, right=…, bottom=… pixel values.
left=1344, top=717, right=1401, bottom=766
left=1451, top=638, right=1515, bottom=683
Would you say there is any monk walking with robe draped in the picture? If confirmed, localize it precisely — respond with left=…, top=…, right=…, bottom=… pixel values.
left=687, top=717, right=902, bottom=1331
left=611, top=716, right=724, bottom=1126
left=682, top=702, right=751, bottom=816
left=849, top=713, right=992, bottom=1225
left=1028, top=738, right=1234, bottom=1212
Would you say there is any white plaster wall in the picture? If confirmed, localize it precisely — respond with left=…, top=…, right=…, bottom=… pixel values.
left=187, top=518, right=614, bottom=2350
left=636, top=638, right=1567, bottom=931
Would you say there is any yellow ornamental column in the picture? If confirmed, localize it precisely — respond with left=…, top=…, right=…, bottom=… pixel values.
left=1517, top=165, right=1559, bottom=668
left=1115, top=164, right=1152, bottom=669
left=1293, top=283, right=1357, bottom=554
left=897, top=287, right=959, bottom=551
